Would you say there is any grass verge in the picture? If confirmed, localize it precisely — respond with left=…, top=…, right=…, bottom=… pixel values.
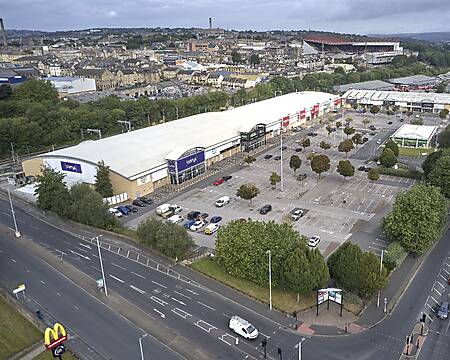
left=0, top=295, right=41, bottom=359
left=33, top=350, right=78, bottom=360
left=398, top=147, right=433, bottom=157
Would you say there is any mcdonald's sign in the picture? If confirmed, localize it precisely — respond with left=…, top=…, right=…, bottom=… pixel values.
left=44, top=322, right=67, bottom=350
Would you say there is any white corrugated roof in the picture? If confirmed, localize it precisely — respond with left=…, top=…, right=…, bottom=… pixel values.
left=343, top=90, right=450, bottom=104
left=45, top=91, right=337, bottom=178
left=391, top=124, right=438, bottom=140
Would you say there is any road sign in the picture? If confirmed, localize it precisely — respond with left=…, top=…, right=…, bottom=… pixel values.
left=12, top=284, right=25, bottom=294
left=44, top=323, right=67, bottom=350
left=52, top=344, right=65, bottom=358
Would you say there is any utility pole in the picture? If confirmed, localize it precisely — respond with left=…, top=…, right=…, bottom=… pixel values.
left=7, top=189, right=20, bottom=238
left=95, top=235, right=107, bottom=296
left=280, top=130, right=284, bottom=192
left=266, top=250, right=272, bottom=310
left=139, top=333, right=148, bottom=360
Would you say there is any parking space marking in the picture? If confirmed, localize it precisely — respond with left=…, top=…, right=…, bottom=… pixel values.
left=150, top=296, right=168, bottom=306
left=219, top=333, right=237, bottom=346
left=197, top=301, right=216, bottom=311
left=194, top=320, right=217, bottom=333
left=109, top=274, right=124, bottom=283
left=430, top=295, right=439, bottom=304
left=171, top=307, right=192, bottom=319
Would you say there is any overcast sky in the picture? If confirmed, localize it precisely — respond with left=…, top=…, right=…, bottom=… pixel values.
left=4, top=0, right=450, bottom=34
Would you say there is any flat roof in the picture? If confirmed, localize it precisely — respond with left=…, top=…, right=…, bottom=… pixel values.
left=343, top=90, right=450, bottom=104
left=44, top=91, right=337, bottom=179
left=334, top=80, right=395, bottom=92
left=390, top=75, right=437, bottom=86
left=391, top=124, right=438, bottom=140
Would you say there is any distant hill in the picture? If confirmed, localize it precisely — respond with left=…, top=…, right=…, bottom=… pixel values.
left=370, top=32, right=450, bottom=43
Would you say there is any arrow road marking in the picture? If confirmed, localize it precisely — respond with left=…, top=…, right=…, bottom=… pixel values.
left=171, top=297, right=186, bottom=306
left=153, top=308, right=166, bottom=318
left=69, top=250, right=91, bottom=260
left=109, top=275, right=124, bottom=283
left=130, top=285, right=146, bottom=294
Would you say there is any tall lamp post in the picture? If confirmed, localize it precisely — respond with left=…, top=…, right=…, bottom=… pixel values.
left=7, top=189, right=20, bottom=238
left=280, top=129, right=284, bottom=192
left=95, top=235, right=108, bottom=296
left=298, top=337, right=306, bottom=360
left=376, top=249, right=385, bottom=308
left=266, top=250, right=272, bottom=310
left=139, top=333, right=148, bottom=360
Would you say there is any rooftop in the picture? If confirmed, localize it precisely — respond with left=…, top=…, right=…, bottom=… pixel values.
left=391, top=124, right=438, bottom=140
left=390, top=75, right=437, bottom=86
left=334, top=80, right=395, bottom=92
left=343, top=90, right=450, bottom=104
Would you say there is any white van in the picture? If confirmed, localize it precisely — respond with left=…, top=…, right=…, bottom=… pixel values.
left=228, top=316, right=259, bottom=339
left=156, top=204, right=172, bottom=215
left=204, top=223, right=220, bottom=235
left=215, top=196, right=230, bottom=207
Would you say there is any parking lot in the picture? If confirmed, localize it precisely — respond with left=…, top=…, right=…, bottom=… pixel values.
left=123, top=110, right=430, bottom=257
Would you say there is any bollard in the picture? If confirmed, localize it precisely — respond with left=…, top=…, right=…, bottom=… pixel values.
left=235, top=337, right=239, bottom=346
left=416, top=338, right=420, bottom=349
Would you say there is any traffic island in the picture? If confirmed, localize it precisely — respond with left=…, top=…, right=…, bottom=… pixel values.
left=399, top=323, right=429, bottom=359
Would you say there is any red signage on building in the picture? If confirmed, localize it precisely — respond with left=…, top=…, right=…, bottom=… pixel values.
left=299, top=109, right=306, bottom=119
left=282, top=116, right=290, bottom=127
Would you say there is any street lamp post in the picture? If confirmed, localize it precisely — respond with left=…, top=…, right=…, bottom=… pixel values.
left=376, top=249, right=385, bottom=308
left=298, top=337, right=306, bottom=360
left=280, top=130, right=284, bottom=192
left=7, top=189, right=20, bottom=238
left=139, top=333, right=148, bottom=360
left=95, top=235, right=108, bottom=296
left=266, top=250, right=272, bottom=310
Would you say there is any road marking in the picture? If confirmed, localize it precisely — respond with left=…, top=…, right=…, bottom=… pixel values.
left=174, top=290, right=191, bottom=300
left=56, top=292, right=61, bottom=296
left=153, top=308, right=166, bottom=319
left=435, top=281, right=446, bottom=289
left=130, top=285, right=146, bottom=294
left=111, top=262, right=127, bottom=270
left=73, top=305, right=79, bottom=310
left=218, top=333, right=237, bottom=346
left=439, top=273, right=447, bottom=281
left=69, top=250, right=91, bottom=260
left=442, top=268, right=449, bottom=275
left=197, top=301, right=216, bottom=311
left=110, top=275, right=124, bottom=283
left=78, top=243, right=92, bottom=250
left=91, top=254, right=99, bottom=259
left=430, top=295, right=439, bottom=304
left=152, top=280, right=167, bottom=289
left=171, top=297, right=186, bottom=306
left=185, top=288, right=199, bottom=296
left=74, top=246, right=89, bottom=253
left=89, top=265, right=101, bottom=272
left=194, top=320, right=217, bottom=333
left=150, top=296, right=168, bottom=306
left=11, top=258, right=16, bottom=263
left=433, top=288, right=443, bottom=296
left=171, top=307, right=191, bottom=319
left=131, top=271, right=145, bottom=279
left=40, top=280, right=45, bottom=285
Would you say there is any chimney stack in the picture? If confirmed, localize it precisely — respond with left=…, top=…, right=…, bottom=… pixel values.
left=0, top=18, right=7, bottom=47
left=209, top=17, right=212, bottom=29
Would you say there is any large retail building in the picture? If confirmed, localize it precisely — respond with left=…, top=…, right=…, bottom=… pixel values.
left=22, top=92, right=341, bottom=199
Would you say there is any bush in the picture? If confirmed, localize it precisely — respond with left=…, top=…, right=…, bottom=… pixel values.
left=379, top=148, right=397, bottom=168
left=383, top=241, right=407, bottom=271
left=377, top=167, right=423, bottom=180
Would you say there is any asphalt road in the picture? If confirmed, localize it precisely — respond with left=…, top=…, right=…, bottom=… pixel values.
left=0, top=230, right=183, bottom=360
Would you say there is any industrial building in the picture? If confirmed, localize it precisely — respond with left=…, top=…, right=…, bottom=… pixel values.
left=343, top=90, right=450, bottom=114
left=22, top=92, right=341, bottom=199
left=390, top=124, right=438, bottom=148
left=334, top=80, right=395, bottom=93
left=47, top=76, right=97, bottom=95
left=389, top=75, right=438, bottom=91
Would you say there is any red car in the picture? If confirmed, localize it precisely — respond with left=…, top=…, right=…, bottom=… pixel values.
left=213, top=178, right=224, bottom=186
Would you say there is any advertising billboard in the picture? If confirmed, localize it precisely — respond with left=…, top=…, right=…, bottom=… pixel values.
left=318, top=288, right=343, bottom=305
left=176, top=151, right=205, bottom=172
left=61, top=161, right=82, bottom=173
left=167, top=160, right=176, bottom=174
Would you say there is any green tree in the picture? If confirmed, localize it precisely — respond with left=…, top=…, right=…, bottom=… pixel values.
left=337, top=160, right=355, bottom=180
left=384, top=139, right=399, bottom=157
left=231, top=50, right=242, bottom=63
left=325, top=126, right=333, bottom=137
left=319, top=141, right=331, bottom=150
left=282, top=246, right=314, bottom=300
left=438, top=125, right=450, bottom=148
left=370, top=105, right=380, bottom=115
left=345, top=116, right=353, bottom=126
left=427, top=154, right=450, bottom=197
left=301, top=137, right=311, bottom=148
left=343, top=126, right=355, bottom=138
left=383, top=183, right=448, bottom=254
left=249, top=53, right=260, bottom=65
left=338, top=139, right=354, bottom=157
left=244, top=155, right=256, bottom=165
left=307, top=248, right=330, bottom=290
left=362, top=118, right=371, bottom=128
left=137, top=218, right=160, bottom=247
left=380, top=148, right=397, bottom=168
left=411, top=118, right=424, bottom=125
left=289, top=155, right=302, bottom=174
left=236, top=183, right=260, bottom=204
left=94, top=161, right=114, bottom=198
left=154, top=222, right=194, bottom=259
left=351, top=133, right=362, bottom=146
left=422, top=150, right=446, bottom=176
left=335, top=121, right=342, bottom=129
left=0, top=84, right=12, bottom=100
left=310, top=154, right=330, bottom=179
left=269, top=172, right=281, bottom=189
left=439, top=109, right=449, bottom=119
left=12, top=79, right=59, bottom=103
left=35, top=167, right=72, bottom=218
left=368, top=168, right=380, bottom=181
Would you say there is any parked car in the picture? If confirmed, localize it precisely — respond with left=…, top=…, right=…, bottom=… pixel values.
left=187, top=211, right=201, bottom=220
left=362, top=137, right=369, bottom=143
left=400, top=118, right=404, bottom=122
left=190, top=220, right=206, bottom=232
left=370, top=132, right=376, bottom=136
left=308, top=236, right=321, bottom=247
left=213, top=178, right=224, bottom=186
left=116, top=205, right=131, bottom=215
left=274, top=155, right=281, bottom=160
left=387, top=121, right=393, bottom=125
left=139, top=196, right=153, bottom=205
left=215, top=196, right=230, bottom=207
left=169, top=205, right=182, bottom=214
left=358, top=166, right=366, bottom=171
left=223, top=175, right=233, bottom=181
left=259, top=204, right=272, bottom=214
left=281, top=146, right=287, bottom=151
left=183, top=219, right=196, bottom=229
left=229, top=315, right=259, bottom=340
left=295, top=148, right=303, bottom=152
left=290, top=207, right=304, bottom=221
left=376, top=140, right=382, bottom=144
left=167, top=214, right=184, bottom=224
left=437, top=301, right=449, bottom=319
left=210, top=216, right=222, bottom=223
left=369, top=125, right=376, bottom=131
left=264, top=154, right=273, bottom=160
left=199, top=212, right=209, bottom=220
left=364, top=167, right=372, bottom=173
left=132, top=199, right=146, bottom=207
left=204, top=223, right=220, bottom=235
left=125, top=205, right=138, bottom=213
left=156, top=204, right=172, bottom=215
left=108, top=207, right=123, bottom=217
left=161, top=209, right=175, bottom=219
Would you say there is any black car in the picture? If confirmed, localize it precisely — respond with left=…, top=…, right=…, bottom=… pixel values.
left=264, top=154, right=273, bottom=159
left=306, top=132, right=318, bottom=137
left=274, top=155, right=281, bottom=160
left=223, top=175, right=232, bottom=181
left=400, top=118, right=404, bottom=122
left=260, top=204, right=272, bottom=214
left=139, top=196, right=153, bottom=204
left=132, top=199, right=146, bottom=207
left=187, top=211, right=201, bottom=220
left=358, top=165, right=366, bottom=171
left=281, top=146, right=287, bottom=150
left=370, top=132, right=376, bottom=136
left=295, top=148, right=302, bottom=152
left=387, top=121, right=393, bottom=125
left=369, top=125, right=376, bottom=131
left=199, top=212, right=209, bottom=220
left=364, top=167, right=372, bottom=173
left=362, top=137, right=369, bottom=143
left=125, top=205, right=138, bottom=213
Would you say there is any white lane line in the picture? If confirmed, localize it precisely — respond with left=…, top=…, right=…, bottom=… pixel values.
left=73, top=305, right=79, bottom=310
left=89, top=265, right=101, bottom=272
left=197, top=301, right=216, bottom=311
left=56, top=292, right=61, bottom=297
left=170, top=297, right=186, bottom=306
left=435, top=281, right=446, bottom=289
left=442, top=268, right=449, bottom=275
left=11, top=259, right=16, bottom=263
left=131, top=271, right=146, bottom=279
left=111, top=262, right=127, bottom=270
left=150, top=296, right=168, bottom=306
left=40, top=280, right=45, bottom=285
left=430, top=295, right=439, bottom=304
left=194, top=320, right=217, bottom=333
left=171, top=307, right=192, bottom=319
left=69, top=250, right=91, bottom=260
left=185, top=288, right=199, bottom=296
left=91, top=254, right=99, bottom=259
left=130, top=285, right=146, bottom=294
left=74, top=246, right=89, bottom=253
left=78, top=243, right=92, bottom=250
left=218, top=333, right=237, bottom=346
left=433, top=288, right=443, bottom=296
left=260, top=332, right=271, bottom=339
left=439, top=274, right=447, bottom=281
left=109, top=275, right=124, bottom=283
left=173, top=291, right=191, bottom=300
left=153, top=308, right=166, bottom=318
left=152, top=280, right=167, bottom=289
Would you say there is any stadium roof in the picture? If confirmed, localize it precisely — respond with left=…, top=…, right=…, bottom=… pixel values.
left=391, top=124, right=438, bottom=140
left=45, top=91, right=337, bottom=179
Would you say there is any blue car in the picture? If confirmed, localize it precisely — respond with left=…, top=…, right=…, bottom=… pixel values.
left=184, top=219, right=196, bottom=229
left=210, top=216, right=222, bottom=223
left=116, top=205, right=131, bottom=215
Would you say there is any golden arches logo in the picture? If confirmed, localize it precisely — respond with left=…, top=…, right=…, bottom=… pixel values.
left=44, top=322, right=67, bottom=349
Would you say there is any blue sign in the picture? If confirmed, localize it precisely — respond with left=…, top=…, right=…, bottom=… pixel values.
left=176, top=151, right=205, bottom=172
left=167, top=160, right=176, bottom=174
left=61, top=161, right=82, bottom=173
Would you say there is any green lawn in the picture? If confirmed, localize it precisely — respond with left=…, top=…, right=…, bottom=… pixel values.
left=33, top=350, right=78, bottom=360
left=398, top=147, right=434, bottom=157
left=0, top=295, right=41, bottom=360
